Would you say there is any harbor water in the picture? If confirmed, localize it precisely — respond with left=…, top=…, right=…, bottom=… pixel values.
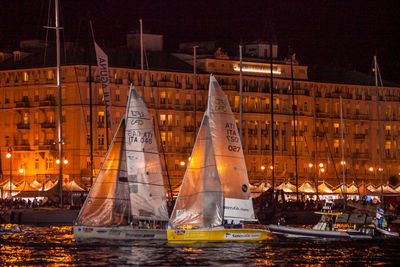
left=1, top=225, right=399, bottom=266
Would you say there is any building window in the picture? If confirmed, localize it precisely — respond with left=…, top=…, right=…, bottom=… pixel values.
left=23, top=72, right=29, bottom=81
left=160, top=114, right=166, bottom=125
left=35, top=158, right=39, bottom=169
left=334, top=123, right=339, bottom=134
left=47, top=70, right=54, bottom=80
left=23, top=112, right=29, bottom=124
left=115, top=89, right=120, bottom=101
left=161, top=132, right=166, bottom=145
left=87, top=134, right=91, bottom=145
left=46, top=157, right=53, bottom=169
left=160, top=92, right=166, bottom=104
left=98, top=111, right=105, bottom=123
left=98, top=134, right=104, bottom=145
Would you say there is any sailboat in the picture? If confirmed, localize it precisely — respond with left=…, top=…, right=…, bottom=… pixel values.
left=167, top=75, right=269, bottom=243
left=73, top=84, right=169, bottom=240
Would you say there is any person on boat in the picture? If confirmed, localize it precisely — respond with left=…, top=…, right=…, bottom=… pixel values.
left=327, top=216, right=333, bottom=231
left=277, top=216, right=286, bottom=226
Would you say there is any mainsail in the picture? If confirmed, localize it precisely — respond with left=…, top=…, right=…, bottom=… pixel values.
left=125, top=85, right=168, bottom=220
left=170, top=75, right=255, bottom=229
left=207, top=75, right=255, bottom=222
left=77, top=85, right=168, bottom=227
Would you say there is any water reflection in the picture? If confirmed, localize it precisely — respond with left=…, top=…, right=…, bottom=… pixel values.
left=1, top=225, right=399, bottom=266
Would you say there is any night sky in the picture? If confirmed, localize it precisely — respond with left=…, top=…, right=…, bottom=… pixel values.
left=2, top=0, right=400, bottom=83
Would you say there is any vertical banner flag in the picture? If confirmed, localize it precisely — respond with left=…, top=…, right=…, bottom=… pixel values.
left=94, top=42, right=113, bottom=131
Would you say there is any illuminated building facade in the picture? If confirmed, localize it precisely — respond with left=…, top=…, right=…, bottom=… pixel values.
left=1, top=41, right=399, bottom=191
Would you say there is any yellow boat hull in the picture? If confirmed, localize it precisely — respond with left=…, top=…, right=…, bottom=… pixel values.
left=167, top=228, right=269, bottom=243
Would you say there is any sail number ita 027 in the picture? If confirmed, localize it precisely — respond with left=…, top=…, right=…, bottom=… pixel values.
left=225, top=122, right=240, bottom=152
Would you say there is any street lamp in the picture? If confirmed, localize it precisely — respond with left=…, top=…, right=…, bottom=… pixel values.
left=6, top=151, right=11, bottom=196
left=56, top=159, right=68, bottom=165
left=261, top=165, right=265, bottom=171
left=19, top=168, right=26, bottom=184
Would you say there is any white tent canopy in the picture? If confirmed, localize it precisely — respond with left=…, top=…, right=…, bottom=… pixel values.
left=318, top=182, right=333, bottom=194
left=251, top=182, right=270, bottom=193
left=2, top=182, right=17, bottom=191
left=299, top=182, right=315, bottom=193
left=30, top=180, right=43, bottom=190
left=38, top=180, right=56, bottom=191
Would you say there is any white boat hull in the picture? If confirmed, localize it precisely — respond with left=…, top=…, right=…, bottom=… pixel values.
left=268, top=224, right=371, bottom=240
left=375, top=227, right=399, bottom=237
left=73, top=225, right=167, bottom=241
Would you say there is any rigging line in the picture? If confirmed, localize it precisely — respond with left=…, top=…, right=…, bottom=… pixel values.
left=323, top=132, right=346, bottom=207
left=143, top=46, right=174, bottom=203
left=302, top=129, right=320, bottom=191
left=72, top=67, right=90, bottom=140
left=343, top=127, right=361, bottom=196
left=43, top=0, right=52, bottom=66
left=377, top=64, right=399, bottom=172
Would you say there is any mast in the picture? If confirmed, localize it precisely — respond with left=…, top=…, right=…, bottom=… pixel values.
left=239, top=44, right=243, bottom=140
left=89, top=21, right=94, bottom=187
left=270, top=42, right=275, bottom=197
left=374, top=56, right=384, bottom=204
left=313, top=88, right=320, bottom=199
left=89, top=63, right=93, bottom=186
left=140, top=19, right=144, bottom=94
left=55, top=0, right=63, bottom=207
left=340, top=96, right=347, bottom=203
left=193, top=45, right=198, bottom=140
left=289, top=50, right=299, bottom=201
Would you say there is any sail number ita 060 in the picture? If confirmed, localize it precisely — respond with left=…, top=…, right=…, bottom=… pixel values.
left=127, top=130, right=153, bottom=144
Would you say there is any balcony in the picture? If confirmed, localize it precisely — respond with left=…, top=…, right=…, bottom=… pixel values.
left=354, top=133, right=366, bottom=139
left=184, top=126, right=195, bottom=132
left=221, top=84, right=236, bottom=91
left=17, top=123, right=30, bottom=129
left=39, top=96, right=56, bottom=106
left=157, top=81, right=177, bottom=88
left=14, top=145, right=31, bottom=151
left=38, top=144, right=57, bottom=151
left=41, top=122, right=56, bottom=128
left=15, top=100, right=30, bottom=108
left=248, top=129, right=258, bottom=135
left=261, top=129, right=269, bottom=136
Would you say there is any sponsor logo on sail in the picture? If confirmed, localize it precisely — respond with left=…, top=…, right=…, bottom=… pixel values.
left=213, top=98, right=227, bottom=112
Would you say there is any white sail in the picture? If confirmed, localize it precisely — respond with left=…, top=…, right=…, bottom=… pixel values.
left=77, top=119, right=129, bottom=226
left=170, top=74, right=256, bottom=229
left=77, top=84, right=168, bottom=226
left=125, top=85, right=169, bottom=221
left=207, top=75, right=256, bottom=222
left=170, top=115, right=223, bottom=229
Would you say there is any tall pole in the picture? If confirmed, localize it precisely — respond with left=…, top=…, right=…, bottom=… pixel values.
left=88, top=21, right=94, bottom=186
left=270, top=42, right=275, bottom=197
left=55, top=0, right=63, bottom=207
left=140, top=19, right=144, bottom=94
left=340, top=96, right=346, bottom=204
left=239, top=44, right=243, bottom=140
left=290, top=52, right=299, bottom=201
left=7, top=148, right=12, bottom=196
left=89, top=63, right=93, bottom=186
left=193, top=46, right=198, bottom=139
left=313, top=90, right=320, bottom=200
left=374, top=56, right=384, bottom=205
